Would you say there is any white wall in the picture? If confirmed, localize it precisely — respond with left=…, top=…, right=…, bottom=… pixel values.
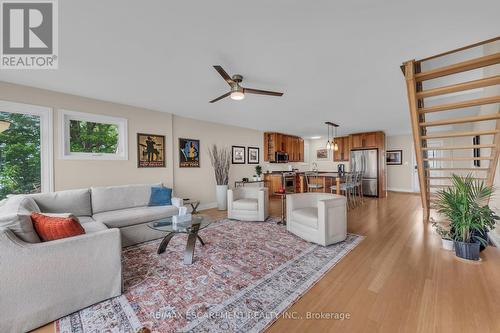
left=171, top=115, right=264, bottom=208
left=307, top=138, right=349, bottom=172
left=0, top=81, right=175, bottom=190
left=0, top=81, right=315, bottom=208
left=386, top=135, right=414, bottom=192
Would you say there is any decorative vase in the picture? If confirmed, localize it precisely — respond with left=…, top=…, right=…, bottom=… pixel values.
left=441, top=238, right=454, bottom=251
left=216, top=185, right=228, bottom=211
left=454, top=240, right=480, bottom=261
left=253, top=176, right=258, bottom=181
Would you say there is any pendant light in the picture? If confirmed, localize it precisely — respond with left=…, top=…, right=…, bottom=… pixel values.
left=325, top=121, right=340, bottom=151
left=333, top=125, right=339, bottom=151
left=325, top=123, right=332, bottom=150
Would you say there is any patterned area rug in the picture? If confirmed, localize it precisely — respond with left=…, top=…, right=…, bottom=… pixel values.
left=57, top=218, right=363, bottom=333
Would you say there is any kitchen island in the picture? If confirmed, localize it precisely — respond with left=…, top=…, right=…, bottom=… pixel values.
left=296, top=172, right=345, bottom=195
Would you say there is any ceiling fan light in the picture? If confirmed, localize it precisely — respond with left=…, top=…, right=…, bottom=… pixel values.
left=230, top=91, right=245, bottom=100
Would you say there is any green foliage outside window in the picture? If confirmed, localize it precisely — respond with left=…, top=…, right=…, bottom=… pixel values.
left=0, top=112, right=41, bottom=199
left=69, top=120, right=118, bottom=153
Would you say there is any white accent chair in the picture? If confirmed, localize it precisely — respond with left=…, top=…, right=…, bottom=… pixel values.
left=286, top=193, right=347, bottom=246
left=227, top=187, right=269, bottom=221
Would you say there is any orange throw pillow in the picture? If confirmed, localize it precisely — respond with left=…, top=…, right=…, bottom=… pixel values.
left=31, top=212, right=85, bottom=242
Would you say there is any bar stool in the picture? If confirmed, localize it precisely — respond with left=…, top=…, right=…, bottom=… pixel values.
left=331, top=173, right=355, bottom=208
left=355, top=171, right=364, bottom=204
left=305, top=171, right=324, bottom=192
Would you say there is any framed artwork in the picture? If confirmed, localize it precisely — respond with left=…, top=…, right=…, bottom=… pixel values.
left=232, top=146, right=246, bottom=164
left=316, top=148, right=329, bottom=160
left=386, top=150, right=402, bottom=165
left=137, top=133, right=165, bottom=168
left=247, top=147, right=259, bottom=164
left=179, top=138, right=200, bottom=167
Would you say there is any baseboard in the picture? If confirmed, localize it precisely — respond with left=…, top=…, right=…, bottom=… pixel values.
left=387, top=187, right=418, bottom=194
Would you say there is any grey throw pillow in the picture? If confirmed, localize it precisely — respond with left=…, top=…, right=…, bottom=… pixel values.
left=0, top=196, right=41, bottom=243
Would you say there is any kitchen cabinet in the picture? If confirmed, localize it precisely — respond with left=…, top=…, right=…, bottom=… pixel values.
left=264, top=132, right=305, bottom=162
left=264, top=173, right=284, bottom=197
left=333, top=136, right=350, bottom=161
left=349, top=131, right=383, bottom=149
left=298, top=138, right=304, bottom=162
left=349, top=131, right=386, bottom=198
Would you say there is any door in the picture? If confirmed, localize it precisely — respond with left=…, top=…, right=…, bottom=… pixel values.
left=350, top=150, right=363, bottom=172
left=362, top=149, right=378, bottom=196
left=363, top=149, right=378, bottom=179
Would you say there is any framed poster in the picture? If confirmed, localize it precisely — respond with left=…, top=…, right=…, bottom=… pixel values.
left=232, top=146, right=246, bottom=164
left=179, top=138, right=200, bottom=167
left=247, top=147, right=259, bottom=164
left=137, top=133, right=165, bottom=168
left=316, top=148, right=329, bottom=160
left=386, top=150, right=402, bottom=165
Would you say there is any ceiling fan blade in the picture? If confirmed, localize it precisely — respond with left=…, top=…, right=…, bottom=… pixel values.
left=213, top=65, right=234, bottom=86
left=244, top=88, right=283, bottom=97
left=209, top=92, right=231, bottom=103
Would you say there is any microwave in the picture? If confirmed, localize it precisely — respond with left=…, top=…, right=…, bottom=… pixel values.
left=275, top=152, right=289, bottom=163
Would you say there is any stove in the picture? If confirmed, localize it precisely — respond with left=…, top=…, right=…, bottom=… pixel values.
left=282, top=172, right=296, bottom=193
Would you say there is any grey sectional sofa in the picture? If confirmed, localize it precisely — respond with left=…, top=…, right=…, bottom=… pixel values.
left=0, top=183, right=182, bottom=333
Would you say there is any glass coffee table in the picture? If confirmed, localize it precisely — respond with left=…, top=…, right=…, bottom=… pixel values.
left=147, top=214, right=212, bottom=265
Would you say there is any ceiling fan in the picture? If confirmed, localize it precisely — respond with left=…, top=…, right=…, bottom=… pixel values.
left=209, top=65, right=284, bottom=103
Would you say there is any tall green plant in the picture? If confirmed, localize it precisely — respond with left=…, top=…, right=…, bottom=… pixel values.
left=435, top=174, right=498, bottom=245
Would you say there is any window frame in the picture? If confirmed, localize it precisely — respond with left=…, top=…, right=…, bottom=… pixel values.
left=59, top=110, right=128, bottom=160
left=0, top=100, right=54, bottom=193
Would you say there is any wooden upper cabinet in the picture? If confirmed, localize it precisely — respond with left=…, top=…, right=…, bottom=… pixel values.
left=298, top=138, right=304, bottom=162
left=364, top=132, right=378, bottom=147
left=350, top=134, right=363, bottom=149
left=264, top=132, right=304, bottom=162
left=334, top=136, right=350, bottom=161
left=350, top=131, right=383, bottom=149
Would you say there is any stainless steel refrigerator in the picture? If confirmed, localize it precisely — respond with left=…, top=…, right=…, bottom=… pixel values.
left=350, top=149, right=378, bottom=197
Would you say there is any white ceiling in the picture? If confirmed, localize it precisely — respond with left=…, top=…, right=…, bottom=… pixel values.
left=1, top=0, right=499, bottom=137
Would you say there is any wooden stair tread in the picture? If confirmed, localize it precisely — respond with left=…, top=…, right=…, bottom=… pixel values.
left=416, top=75, right=500, bottom=98
left=414, top=52, right=500, bottom=81
left=419, top=113, right=500, bottom=127
left=428, top=176, right=487, bottom=180
left=421, top=129, right=498, bottom=139
left=422, top=144, right=496, bottom=150
left=426, top=167, right=489, bottom=171
left=418, top=96, right=500, bottom=114
left=424, top=157, right=493, bottom=161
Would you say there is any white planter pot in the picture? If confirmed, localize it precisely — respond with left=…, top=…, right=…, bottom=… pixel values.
left=216, top=185, right=228, bottom=211
left=442, top=238, right=454, bottom=251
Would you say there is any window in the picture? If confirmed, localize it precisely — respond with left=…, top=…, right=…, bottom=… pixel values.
left=60, top=110, right=128, bottom=160
left=0, top=100, right=53, bottom=199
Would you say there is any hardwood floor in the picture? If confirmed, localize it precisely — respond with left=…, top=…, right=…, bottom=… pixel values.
left=32, top=192, right=500, bottom=333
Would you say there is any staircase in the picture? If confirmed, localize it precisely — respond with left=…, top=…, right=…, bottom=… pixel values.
left=402, top=37, right=500, bottom=221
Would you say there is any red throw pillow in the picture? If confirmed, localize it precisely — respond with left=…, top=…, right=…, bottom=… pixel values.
left=31, top=212, right=85, bottom=241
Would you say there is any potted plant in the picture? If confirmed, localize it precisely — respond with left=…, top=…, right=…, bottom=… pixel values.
left=435, top=174, right=499, bottom=261
left=431, top=220, right=454, bottom=250
left=255, top=165, right=263, bottom=181
left=208, top=144, right=231, bottom=210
